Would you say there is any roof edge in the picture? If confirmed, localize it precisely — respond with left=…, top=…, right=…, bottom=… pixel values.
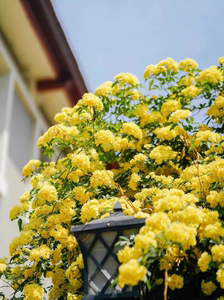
left=20, top=0, right=88, bottom=105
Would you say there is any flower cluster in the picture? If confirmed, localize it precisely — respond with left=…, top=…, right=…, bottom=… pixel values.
left=1, top=56, right=224, bottom=300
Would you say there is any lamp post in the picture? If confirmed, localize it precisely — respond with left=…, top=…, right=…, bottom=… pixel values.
left=72, top=202, right=146, bottom=300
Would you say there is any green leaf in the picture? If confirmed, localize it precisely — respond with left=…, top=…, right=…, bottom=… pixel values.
left=112, top=80, right=119, bottom=87
left=170, top=123, right=178, bottom=130
left=18, top=218, right=23, bottom=232
left=149, top=79, right=154, bottom=89
left=145, top=279, right=151, bottom=291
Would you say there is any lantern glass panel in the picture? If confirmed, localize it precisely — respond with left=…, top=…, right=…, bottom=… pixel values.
left=82, top=228, right=139, bottom=296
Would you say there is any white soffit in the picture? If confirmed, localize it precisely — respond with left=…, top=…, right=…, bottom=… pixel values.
left=40, top=89, right=71, bottom=125
left=0, top=0, right=56, bottom=80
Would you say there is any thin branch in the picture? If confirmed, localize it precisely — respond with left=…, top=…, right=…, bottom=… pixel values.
left=164, top=270, right=169, bottom=300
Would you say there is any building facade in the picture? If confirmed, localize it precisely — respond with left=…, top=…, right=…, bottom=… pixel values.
left=0, top=0, right=87, bottom=259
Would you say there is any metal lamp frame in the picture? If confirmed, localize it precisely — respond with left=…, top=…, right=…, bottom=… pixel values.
left=72, top=203, right=146, bottom=300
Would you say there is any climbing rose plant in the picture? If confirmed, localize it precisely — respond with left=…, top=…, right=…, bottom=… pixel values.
left=1, top=57, right=224, bottom=300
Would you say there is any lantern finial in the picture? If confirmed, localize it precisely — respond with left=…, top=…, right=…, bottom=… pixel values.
left=114, top=201, right=123, bottom=213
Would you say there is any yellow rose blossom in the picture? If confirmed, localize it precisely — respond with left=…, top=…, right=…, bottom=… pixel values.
left=182, top=85, right=201, bottom=98
left=78, top=93, right=103, bottom=111
left=211, top=245, right=224, bottom=262
left=217, top=267, right=224, bottom=289
left=198, top=252, right=211, bottom=272
left=201, top=280, right=217, bottom=295
left=115, top=72, right=139, bottom=86
left=95, top=81, right=113, bottom=97
left=128, top=173, right=141, bottom=190
left=150, top=145, right=177, bottom=164
left=140, top=112, right=166, bottom=127
left=22, top=159, right=41, bottom=177
left=158, top=58, right=178, bottom=72
left=169, top=109, right=191, bottom=123
left=73, top=186, right=92, bottom=204
left=24, top=283, right=44, bottom=300
left=168, top=274, right=184, bottom=290
left=81, top=200, right=99, bottom=223
left=118, top=246, right=135, bottom=264
left=71, top=152, right=90, bottom=173
left=161, top=100, right=181, bottom=117
left=154, top=126, right=177, bottom=140
left=199, top=66, right=223, bottom=84
left=90, top=170, right=114, bottom=189
left=121, top=122, right=142, bottom=140
left=0, top=263, right=7, bottom=273
left=118, top=259, right=147, bottom=288
left=179, top=58, right=198, bottom=72
left=30, top=245, right=51, bottom=261
left=95, top=130, right=115, bottom=151
left=166, top=222, right=197, bottom=250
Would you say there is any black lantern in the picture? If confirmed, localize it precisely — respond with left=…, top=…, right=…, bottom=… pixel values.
left=72, top=202, right=145, bottom=300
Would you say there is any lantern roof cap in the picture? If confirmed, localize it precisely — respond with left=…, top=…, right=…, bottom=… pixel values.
left=72, top=201, right=145, bottom=234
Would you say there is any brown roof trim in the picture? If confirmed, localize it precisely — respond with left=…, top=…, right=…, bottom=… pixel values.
left=20, top=0, right=88, bottom=105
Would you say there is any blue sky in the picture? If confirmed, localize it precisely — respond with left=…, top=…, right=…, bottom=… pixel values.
left=53, top=0, right=224, bottom=93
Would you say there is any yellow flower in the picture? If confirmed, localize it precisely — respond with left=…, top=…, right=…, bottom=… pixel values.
left=67, top=293, right=83, bottom=300
left=90, top=170, right=114, bottom=189
left=30, top=245, right=51, bottom=261
left=169, top=109, right=191, bottom=123
left=31, top=174, right=44, bottom=189
left=144, top=64, right=156, bottom=78
left=54, top=111, right=67, bottom=123
left=115, top=72, right=139, bottom=86
left=95, top=130, right=115, bottom=151
left=168, top=274, right=184, bottom=290
left=198, top=252, right=211, bottom=272
left=35, top=183, right=58, bottom=206
left=76, top=254, right=84, bottom=269
left=66, top=262, right=83, bottom=289
left=128, top=173, right=141, bottom=190
left=118, top=259, right=147, bottom=288
left=134, top=232, right=157, bottom=256
left=201, top=280, right=217, bottom=295
left=158, top=58, right=178, bottom=72
left=150, top=145, right=177, bottom=164
left=140, top=112, right=166, bottom=127
left=207, top=96, right=224, bottom=120
left=121, top=122, right=142, bottom=140
left=71, top=153, right=90, bottom=173
left=81, top=200, right=99, bottom=223
left=146, top=212, right=170, bottom=233
left=165, top=222, right=197, bottom=250
left=159, top=258, right=172, bottom=271
left=95, top=81, right=113, bottom=97
left=22, top=160, right=41, bottom=177
left=217, top=267, right=224, bottom=289
left=0, top=263, right=6, bottom=273
left=60, top=206, right=76, bottom=223
left=179, top=58, right=198, bottom=72
left=78, top=93, right=103, bottom=111
left=134, top=104, right=149, bottom=117
left=211, top=245, right=224, bottom=262
left=24, top=283, right=44, bottom=300
left=199, top=66, right=223, bottom=84
left=118, top=246, right=135, bottom=263
left=218, top=56, right=224, bottom=64
left=154, top=126, right=177, bottom=140
left=73, top=186, right=92, bottom=204
left=182, top=85, right=201, bottom=98
left=20, top=191, right=30, bottom=203
left=161, top=100, right=181, bottom=117
left=10, top=202, right=30, bottom=220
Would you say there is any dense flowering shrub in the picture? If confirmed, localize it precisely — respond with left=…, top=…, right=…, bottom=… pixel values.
left=1, top=57, right=224, bottom=300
